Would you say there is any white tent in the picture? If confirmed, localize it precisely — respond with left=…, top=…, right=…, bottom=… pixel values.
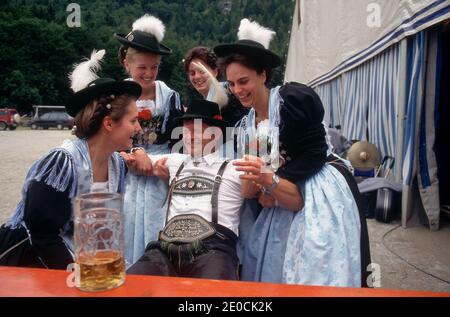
left=285, top=0, right=450, bottom=230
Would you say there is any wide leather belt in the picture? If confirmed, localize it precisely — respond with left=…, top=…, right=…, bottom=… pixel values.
left=158, top=214, right=216, bottom=243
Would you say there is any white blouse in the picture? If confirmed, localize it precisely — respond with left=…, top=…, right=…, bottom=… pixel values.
left=136, top=99, right=157, bottom=115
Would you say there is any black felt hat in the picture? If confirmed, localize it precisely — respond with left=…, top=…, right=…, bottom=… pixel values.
left=214, top=39, right=281, bottom=68
left=114, top=30, right=172, bottom=55
left=66, top=78, right=141, bottom=117
left=173, top=100, right=229, bottom=129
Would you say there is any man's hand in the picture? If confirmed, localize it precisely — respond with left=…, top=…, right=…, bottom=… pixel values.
left=153, top=157, right=170, bottom=181
left=258, top=191, right=276, bottom=208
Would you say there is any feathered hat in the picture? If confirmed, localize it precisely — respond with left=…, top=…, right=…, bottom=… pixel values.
left=214, top=18, right=281, bottom=68
left=66, top=49, right=141, bottom=117
left=114, top=14, right=172, bottom=55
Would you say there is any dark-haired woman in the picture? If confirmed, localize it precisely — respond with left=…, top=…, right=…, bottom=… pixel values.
left=0, top=49, right=142, bottom=269
left=215, top=19, right=368, bottom=287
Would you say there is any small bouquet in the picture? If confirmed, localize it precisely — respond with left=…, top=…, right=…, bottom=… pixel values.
left=244, top=120, right=271, bottom=156
left=243, top=119, right=279, bottom=173
left=136, top=108, right=159, bottom=145
left=138, top=108, right=152, bottom=124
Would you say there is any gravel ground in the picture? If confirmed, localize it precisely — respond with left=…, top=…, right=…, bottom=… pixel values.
left=0, top=129, right=73, bottom=224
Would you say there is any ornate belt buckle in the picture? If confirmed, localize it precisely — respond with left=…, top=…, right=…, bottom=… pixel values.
left=159, top=214, right=216, bottom=243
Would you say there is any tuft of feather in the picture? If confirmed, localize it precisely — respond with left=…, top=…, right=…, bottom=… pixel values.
left=237, top=18, right=276, bottom=49
left=69, top=49, right=105, bottom=92
left=132, top=14, right=165, bottom=42
left=192, top=61, right=229, bottom=108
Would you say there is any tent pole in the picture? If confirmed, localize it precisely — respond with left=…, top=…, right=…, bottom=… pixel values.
left=396, top=39, right=410, bottom=228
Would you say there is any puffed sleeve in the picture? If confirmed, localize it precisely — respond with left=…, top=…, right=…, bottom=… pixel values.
left=276, top=82, right=328, bottom=182
left=24, top=180, right=72, bottom=237
left=23, top=150, right=75, bottom=268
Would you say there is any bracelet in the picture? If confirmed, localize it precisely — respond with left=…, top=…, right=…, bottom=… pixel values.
left=130, top=147, right=145, bottom=154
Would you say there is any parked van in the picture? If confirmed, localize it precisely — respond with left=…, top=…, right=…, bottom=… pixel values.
left=28, top=111, right=73, bottom=130
left=28, top=105, right=73, bottom=130
left=0, top=108, right=18, bottom=130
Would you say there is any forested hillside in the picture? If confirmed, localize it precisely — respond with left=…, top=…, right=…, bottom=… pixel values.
left=0, top=0, right=295, bottom=113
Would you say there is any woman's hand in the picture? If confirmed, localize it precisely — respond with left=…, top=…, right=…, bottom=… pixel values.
left=120, top=149, right=153, bottom=176
left=120, top=151, right=137, bottom=172
left=234, top=155, right=303, bottom=212
left=233, top=155, right=273, bottom=188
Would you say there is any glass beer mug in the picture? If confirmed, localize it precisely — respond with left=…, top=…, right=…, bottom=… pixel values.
left=73, top=192, right=125, bottom=292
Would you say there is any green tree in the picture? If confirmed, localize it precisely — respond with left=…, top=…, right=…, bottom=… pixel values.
left=0, top=0, right=296, bottom=110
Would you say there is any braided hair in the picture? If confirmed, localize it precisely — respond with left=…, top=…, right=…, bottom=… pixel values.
left=73, top=94, right=134, bottom=139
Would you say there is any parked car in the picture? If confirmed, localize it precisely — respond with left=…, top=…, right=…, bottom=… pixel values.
left=28, top=111, right=74, bottom=130
left=0, top=108, right=18, bottom=130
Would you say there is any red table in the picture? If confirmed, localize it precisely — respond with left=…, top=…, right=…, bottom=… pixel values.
left=1, top=267, right=448, bottom=297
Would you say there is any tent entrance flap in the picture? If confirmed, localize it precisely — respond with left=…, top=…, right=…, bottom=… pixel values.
left=435, top=25, right=450, bottom=211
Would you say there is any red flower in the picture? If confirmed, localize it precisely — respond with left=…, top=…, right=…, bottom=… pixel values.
left=213, top=115, right=223, bottom=120
left=138, top=109, right=152, bottom=121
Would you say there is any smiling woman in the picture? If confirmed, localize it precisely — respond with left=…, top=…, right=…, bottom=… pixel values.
left=0, top=49, right=141, bottom=270
left=114, top=14, right=184, bottom=266
left=215, top=18, right=367, bottom=287
left=123, top=49, right=161, bottom=99
left=115, top=14, right=183, bottom=149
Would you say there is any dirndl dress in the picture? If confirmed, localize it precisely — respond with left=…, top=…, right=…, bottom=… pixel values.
left=239, top=164, right=361, bottom=287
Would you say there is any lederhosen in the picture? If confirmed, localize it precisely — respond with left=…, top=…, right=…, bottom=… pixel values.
left=127, top=160, right=240, bottom=280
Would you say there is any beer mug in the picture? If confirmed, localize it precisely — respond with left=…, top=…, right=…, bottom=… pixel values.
left=73, top=192, right=125, bottom=292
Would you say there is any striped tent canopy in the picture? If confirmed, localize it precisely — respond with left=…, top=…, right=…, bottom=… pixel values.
left=286, top=0, right=450, bottom=230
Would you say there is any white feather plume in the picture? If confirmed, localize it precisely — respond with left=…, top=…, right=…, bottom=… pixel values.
left=237, top=18, right=276, bottom=49
left=192, top=61, right=229, bottom=109
left=69, top=49, right=105, bottom=92
left=132, top=14, right=165, bottom=42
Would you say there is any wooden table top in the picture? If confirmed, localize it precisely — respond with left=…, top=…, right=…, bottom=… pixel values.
left=1, top=266, right=448, bottom=297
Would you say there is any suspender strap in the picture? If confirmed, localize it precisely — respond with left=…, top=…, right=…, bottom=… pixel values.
left=164, top=159, right=229, bottom=226
left=210, top=160, right=230, bottom=224
left=163, top=162, right=186, bottom=224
